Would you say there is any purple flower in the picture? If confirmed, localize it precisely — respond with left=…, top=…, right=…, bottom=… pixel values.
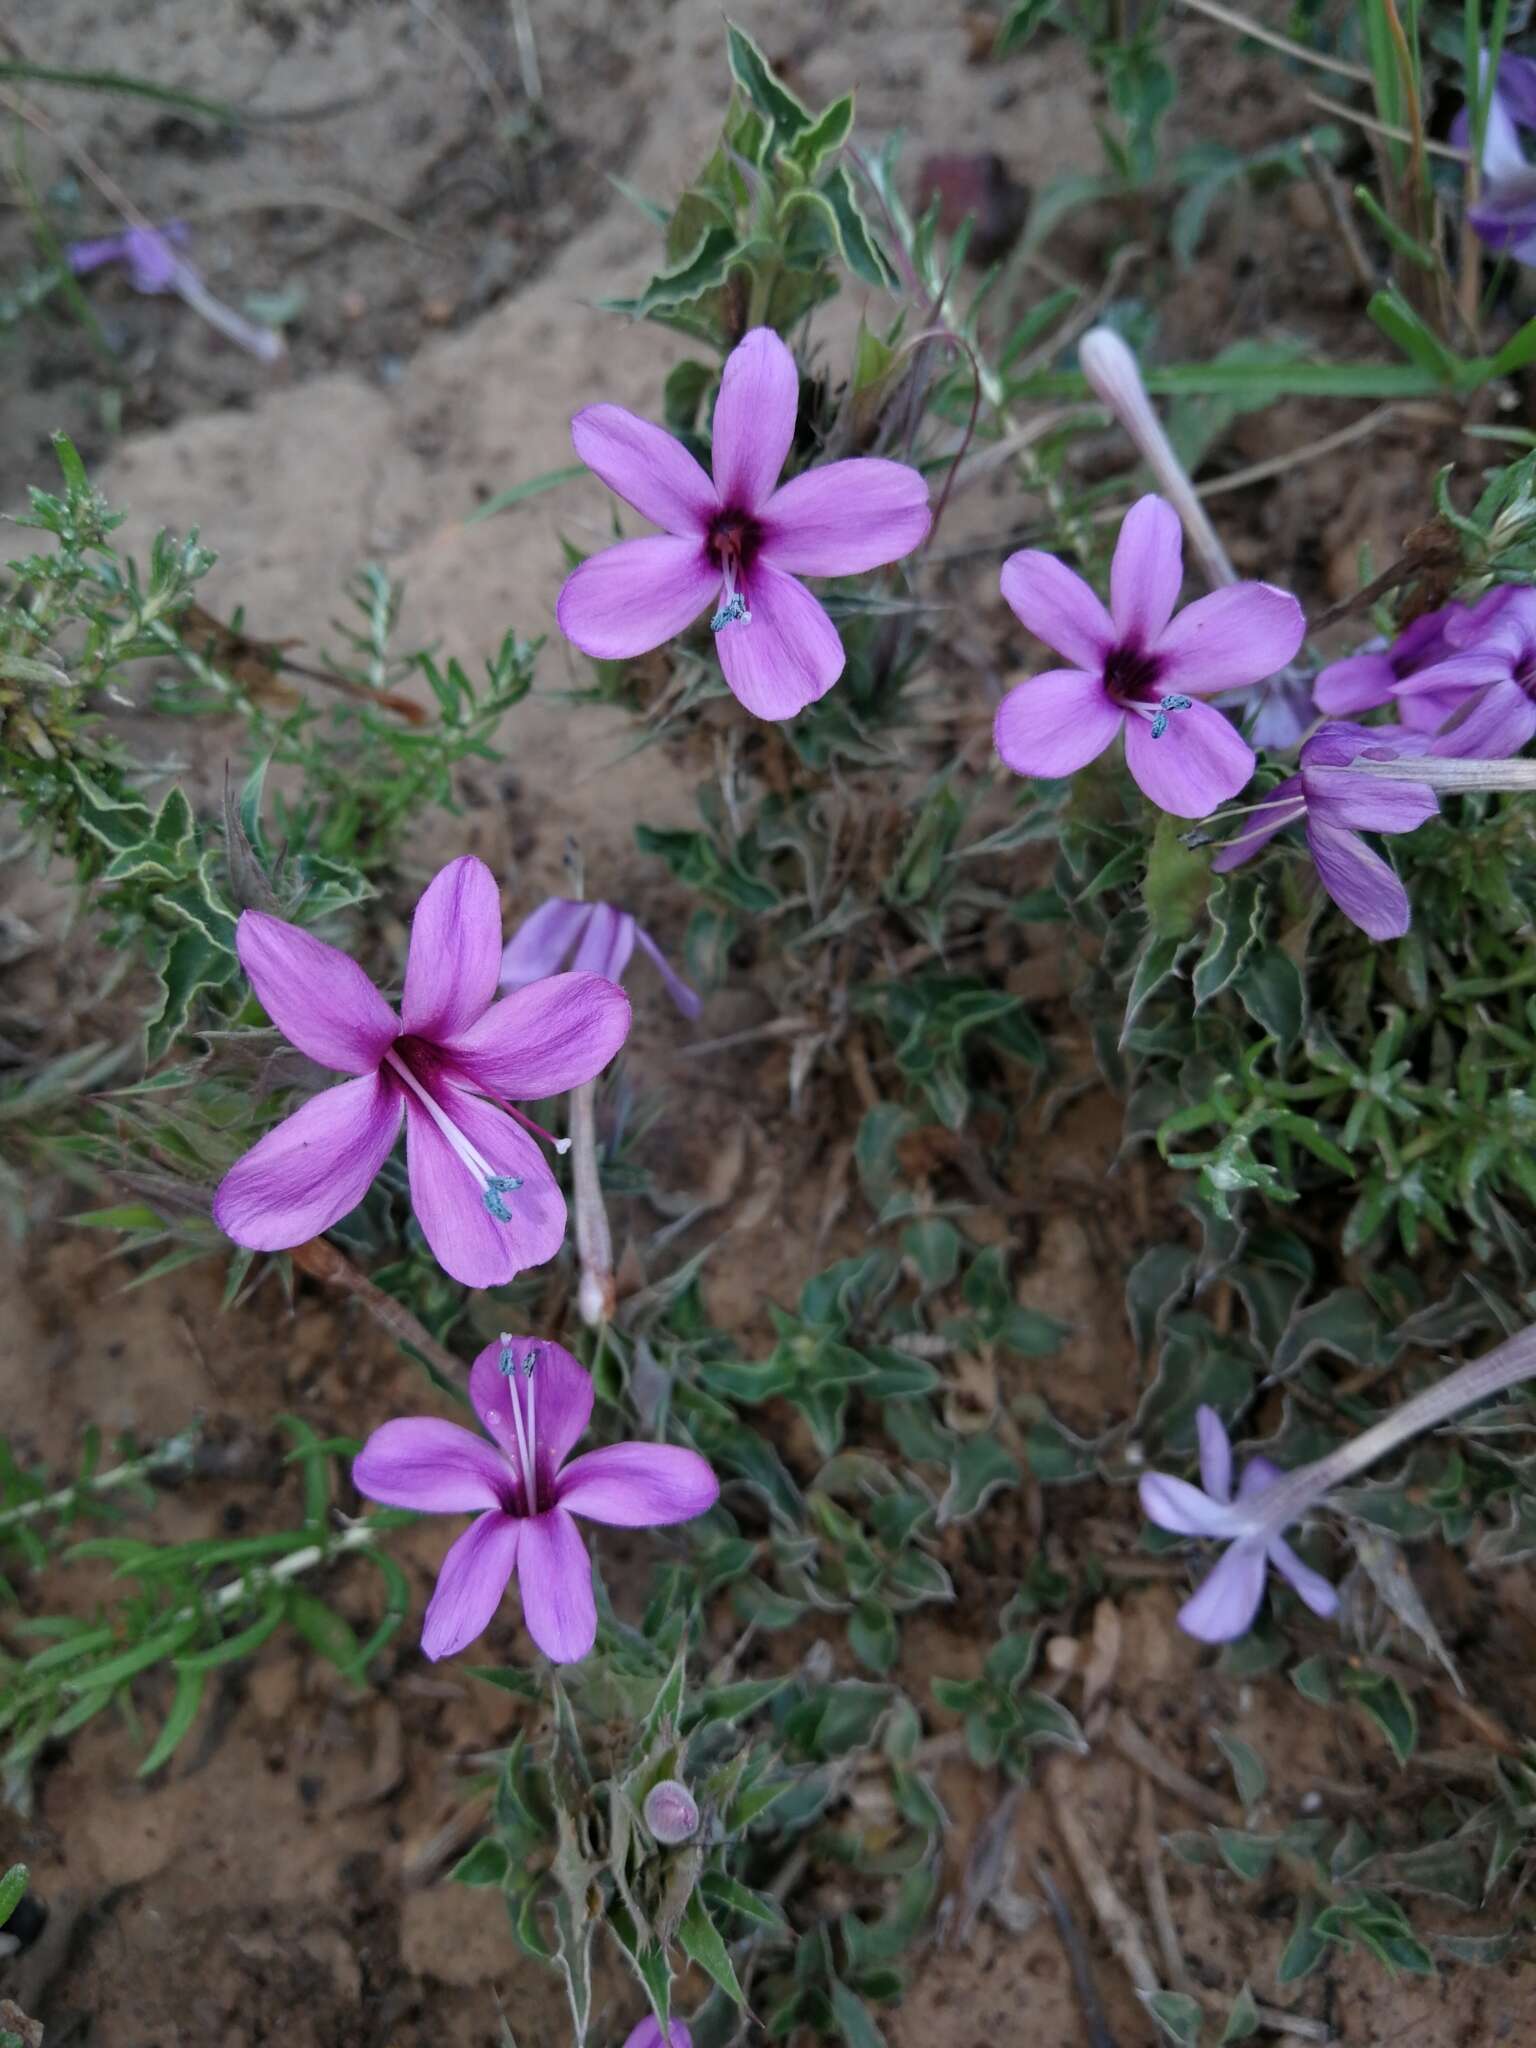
left=1455, top=52, right=1536, bottom=265
left=1211, top=721, right=1439, bottom=939
left=993, top=495, right=1305, bottom=818
left=212, top=857, right=631, bottom=1288
left=68, top=221, right=285, bottom=363
left=1139, top=1406, right=1339, bottom=1642
left=555, top=327, right=931, bottom=721
left=353, top=1335, right=718, bottom=1661
left=1313, top=602, right=1506, bottom=728
left=501, top=898, right=701, bottom=1017
left=622, top=2023, right=693, bottom=2048
left=1394, top=585, right=1536, bottom=753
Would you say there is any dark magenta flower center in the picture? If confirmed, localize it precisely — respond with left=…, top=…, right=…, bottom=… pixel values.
left=1103, top=640, right=1165, bottom=705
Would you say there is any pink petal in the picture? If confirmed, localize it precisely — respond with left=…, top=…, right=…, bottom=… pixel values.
left=1110, top=495, right=1184, bottom=646
left=468, top=1335, right=594, bottom=1483
left=1153, top=582, right=1305, bottom=694
left=1391, top=649, right=1514, bottom=697
left=1139, top=1471, right=1238, bottom=1538
left=1306, top=769, right=1436, bottom=836
left=401, top=857, right=503, bottom=1041
left=404, top=1087, right=565, bottom=1288
left=556, top=535, right=718, bottom=661
left=1195, top=1405, right=1232, bottom=1504
left=1177, top=1540, right=1268, bottom=1642
left=421, top=1509, right=522, bottom=1660
left=1123, top=698, right=1255, bottom=818
left=441, top=971, right=631, bottom=1098
left=235, top=912, right=396, bottom=1074
left=633, top=923, right=703, bottom=1018
left=1313, top=651, right=1398, bottom=716
left=756, top=458, right=931, bottom=575
left=1430, top=679, right=1536, bottom=757
left=999, top=550, right=1114, bottom=669
left=516, top=1508, right=597, bottom=1663
left=352, top=1417, right=510, bottom=1512
left=500, top=899, right=590, bottom=990
left=1305, top=819, right=1411, bottom=939
left=212, top=1072, right=403, bottom=1249
left=1208, top=778, right=1304, bottom=872
left=1236, top=1455, right=1283, bottom=1500
left=710, top=326, right=799, bottom=512
left=1268, top=1536, right=1339, bottom=1619
left=715, top=566, right=845, bottom=719
left=993, top=668, right=1122, bottom=780
left=556, top=1442, right=719, bottom=1526
left=571, top=904, right=637, bottom=982
left=622, top=2023, right=693, bottom=2048
left=570, top=402, right=717, bottom=534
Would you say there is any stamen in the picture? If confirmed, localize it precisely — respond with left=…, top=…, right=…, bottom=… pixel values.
left=385, top=1050, right=525, bottom=1221
left=497, top=1334, right=538, bottom=1513
left=482, top=1175, right=524, bottom=1221
left=1148, top=693, right=1194, bottom=740
left=523, top=1347, right=538, bottom=1500
left=710, top=591, right=751, bottom=632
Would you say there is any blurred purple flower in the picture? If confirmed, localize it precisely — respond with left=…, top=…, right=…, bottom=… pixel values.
left=1211, top=721, right=1439, bottom=939
left=556, top=326, right=930, bottom=720
left=212, top=856, right=630, bottom=1288
left=68, top=221, right=286, bottom=363
left=353, top=1335, right=718, bottom=1662
left=1454, top=51, right=1536, bottom=265
left=501, top=898, right=700, bottom=1017
left=993, top=494, right=1304, bottom=818
left=621, top=2023, right=693, bottom=2048
left=1139, top=1406, right=1339, bottom=1642
left=1395, top=584, right=1536, bottom=751
left=1314, top=601, right=1506, bottom=729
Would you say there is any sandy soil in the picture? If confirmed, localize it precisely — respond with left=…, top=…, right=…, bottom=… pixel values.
left=3, top=3, right=1531, bottom=2045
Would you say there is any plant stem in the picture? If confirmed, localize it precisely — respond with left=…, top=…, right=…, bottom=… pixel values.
left=0, top=1429, right=199, bottom=1533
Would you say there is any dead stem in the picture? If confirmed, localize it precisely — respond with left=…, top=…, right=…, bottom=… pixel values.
left=1136, top=1775, right=1188, bottom=1992
left=1109, top=1712, right=1237, bottom=1826
left=289, top=1235, right=467, bottom=1386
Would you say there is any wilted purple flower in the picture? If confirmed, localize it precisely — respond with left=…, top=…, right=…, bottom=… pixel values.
left=501, top=898, right=700, bottom=1017
left=1455, top=51, right=1536, bottom=265
left=556, top=326, right=931, bottom=720
left=68, top=221, right=285, bottom=363
left=643, top=1779, right=700, bottom=1844
left=1313, top=602, right=1506, bottom=728
left=622, top=2022, right=693, bottom=2048
left=353, top=1335, right=718, bottom=1662
left=212, top=856, right=630, bottom=1288
left=993, top=495, right=1305, bottom=818
left=1211, top=721, right=1440, bottom=939
left=1139, top=1406, right=1339, bottom=1642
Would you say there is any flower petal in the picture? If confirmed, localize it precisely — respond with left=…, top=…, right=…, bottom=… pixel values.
left=1123, top=697, right=1255, bottom=818
left=401, top=857, right=503, bottom=1041
left=993, top=669, right=1122, bottom=780
left=1195, top=1405, right=1232, bottom=1504
left=212, top=1072, right=403, bottom=1249
left=516, top=1507, right=597, bottom=1663
left=999, top=550, right=1114, bottom=668
left=622, top=2022, right=693, bottom=2048
left=556, top=535, right=718, bottom=661
left=1236, top=1455, right=1283, bottom=1500
left=1303, top=767, right=1436, bottom=836
left=756, top=458, right=931, bottom=575
left=571, top=904, right=637, bottom=983
left=1312, top=651, right=1398, bottom=716
left=556, top=1442, right=719, bottom=1526
left=715, top=566, right=845, bottom=719
left=633, top=922, right=703, bottom=1018
left=1208, top=778, right=1304, bottom=872
left=352, top=1417, right=510, bottom=1512
left=421, top=1509, right=522, bottom=1660
left=1138, top=1471, right=1238, bottom=1538
left=442, top=971, right=632, bottom=1098
left=570, top=402, right=717, bottom=534
left=468, top=1335, right=594, bottom=1484
left=235, top=912, right=397, bottom=1074
left=1177, top=1540, right=1268, bottom=1642
left=404, top=1088, right=565, bottom=1288
left=1305, top=818, right=1411, bottom=940
left=500, top=899, right=589, bottom=991
left=1153, top=582, right=1305, bottom=694
left=1268, top=1536, right=1340, bottom=1619
left=1430, top=679, right=1536, bottom=758
left=710, top=327, right=799, bottom=512
left=1110, top=494, right=1184, bottom=646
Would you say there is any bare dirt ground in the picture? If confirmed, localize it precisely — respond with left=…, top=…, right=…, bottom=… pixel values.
left=3, top=3, right=1532, bottom=2045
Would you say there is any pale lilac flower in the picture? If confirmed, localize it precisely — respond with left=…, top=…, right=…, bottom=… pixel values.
left=1314, top=602, right=1506, bottom=728
left=993, top=495, right=1304, bottom=818
left=643, top=1779, right=700, bottom=1844
left=353, top=1335, right=718, bottom=1661
left=501, top=898, right=701, bottom=1017
left=622, top=2022, right=693, bottom=2048
left=1454, top=51, right=1536, bottom=266
left=1139, top=1406, right=1339, bottom=1642
left=212, top=857, right=630, bottom=1288
left=556, top=327, right=931, bottom=720
left=68, top=222, right=286, bottom=363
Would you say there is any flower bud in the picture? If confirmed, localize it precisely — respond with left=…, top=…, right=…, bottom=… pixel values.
left=643, top=1779, right=700, bottom=1845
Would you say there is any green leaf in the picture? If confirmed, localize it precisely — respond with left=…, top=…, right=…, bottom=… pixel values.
left=285, top=1589, right=363, bottom=1681
left=468, top=464, right=586, bottom=524
left=790, top=91, right=854, bottom=173
left=817, top=163, right=895, bottom=287
left=829, top=1978, right=888, bottom=2048
left=1211, top=1729, right=1267, bottom=1809
left=849, top=1599, right=900, bottom=1675
left=1142, top=1990, right=1204, bottom=2046
left=1233, top=949, right=1304, bottom=1050
left=137, top=1664, right=206, bottom=1776
left=0, top=1865, right=27, bottom=1930
left=995, top=0, right=1059, bottom=56
left=725, top=20, right=812, bottom=139
left=1366, top=287, right=1460, bottom=386
left=1219, top=1984, right=1261, bottom=2043
left=452, top=1837, right=511, bottom=1886
left=1213, top=1828, right=1276, bottom=1882
left=1342, top=1670, right=1417, bottom=1765
left=678, top=1889, right=746, bottom=2006
left=1277, top=1895, right=1329, bottom=1984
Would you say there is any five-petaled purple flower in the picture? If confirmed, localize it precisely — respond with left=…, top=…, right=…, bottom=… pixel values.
left=1313, top=601, right=1508, bottom=729
left=1139, top=1406, right=1338, bottom=1642
left=1455, top=50, right=1536, bottom=267
left=993, top=495, right=1305, bottom=818
left=353, top=1335, right=718, bottom=1661
left=69, top=222, right=286, bottom=363
left=212, top=857, right=630, bottom=1288
left=501, top=898, right=701, bottom=1017
left=556, top=326, right=931, bottom=720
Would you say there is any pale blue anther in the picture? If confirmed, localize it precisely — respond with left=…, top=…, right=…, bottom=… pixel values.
left=481, top=1173, right=524, bottom=1221
left=1149, top=692, right=1194, bottom=740
left=710, top=592, right=751, bottom=632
